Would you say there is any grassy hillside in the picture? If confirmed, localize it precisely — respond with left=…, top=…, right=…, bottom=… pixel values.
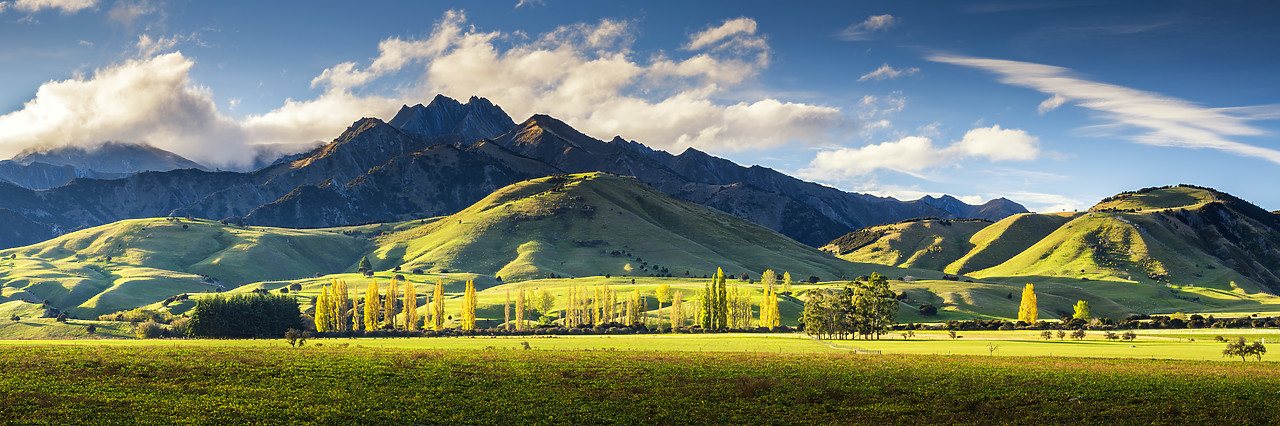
left=369, top=173, right=889, bottom=284
left=1091, top=185, right=1217, bottom=211
left=822, top=219, right=989, bottom=271
left=944, top=213, right=1075, bottom=275
left=0, top=218, right=390, bottom=317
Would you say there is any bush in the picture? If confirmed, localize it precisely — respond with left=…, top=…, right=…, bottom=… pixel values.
left=85, top=324, right=97, bottom=334
left=135, top=321, right=165, bottom=339
left=8, top=315, right=18, bottom=322
left=55, top=313, right=67, bottom=323
left=918, top=303, right=938, bottom=316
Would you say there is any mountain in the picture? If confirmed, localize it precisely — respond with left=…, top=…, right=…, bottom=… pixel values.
left=0, top=143, right=206, bottom=190
left=918, top=195, right=1024, bottom=221
left=485, top=114, right=1029, bottom=246
left=824, top=185, right=1280, bottom=296
left=389, top=95, right=517, bottom=143
left=0, top=94, right=1023, bottom=250
left=368, top=172, right=884, bottom=281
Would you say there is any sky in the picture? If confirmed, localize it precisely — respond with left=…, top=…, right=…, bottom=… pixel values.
left=0, top=0, right=1278, bottom=213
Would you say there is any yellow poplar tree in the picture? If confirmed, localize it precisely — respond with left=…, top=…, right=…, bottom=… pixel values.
left=505, top=290, right=512, bottom=331
left=655, top=284, right=672, bottom=330
left=384, top=277, right=399, bottom=329
left=364, top=280, right=379, bottom=331
left=1017, top=283, right=1038, bottom=323
left=432, top=280, right=446, bottom=330
left=461, top=279, right=477, bottom=329
left=314, top=286, right=330, bottom=332
left=782, top=272, right=793, bottom=293
left=671, top=290, right=684, bottom=328
left=404, top=279, right=418, bottom=330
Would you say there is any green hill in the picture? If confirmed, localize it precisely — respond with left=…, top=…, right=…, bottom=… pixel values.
left=819, top=186, right=1280, bottom=318
left=0, top=218, right=391, bottom=317
left=370, top=172, right=885, bottom=283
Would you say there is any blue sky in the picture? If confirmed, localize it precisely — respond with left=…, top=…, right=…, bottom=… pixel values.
left=1, top=0, right=1277, bottom=212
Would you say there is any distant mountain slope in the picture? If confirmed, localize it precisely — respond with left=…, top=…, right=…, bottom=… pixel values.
left=821, top=218, right=992, bottom=271
left=370, top=172, right=889, bottom=282
left=389, top=95, right=517, bottom=143
left=0, top=143, right=206, bottom=190
left=823, top=185, right=1280, bottom=295
left=487, top=114, right=1028, bottom=246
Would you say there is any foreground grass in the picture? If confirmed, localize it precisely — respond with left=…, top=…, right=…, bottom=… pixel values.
left=1, top=344, right=1277, bottom=425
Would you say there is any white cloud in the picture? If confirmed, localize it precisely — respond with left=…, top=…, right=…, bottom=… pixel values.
left=107, top=0, right=154, bottom=26
left=952, top=125, right=1040, bottom=161
left=1, top=0, right=95, bottom=14
left=930, top=54, right=1280, bottom=164
left=858, top=63, right=919, bottom=81
left=1037, top=93, right=1067, bottom=114
left=514, top=0, right=543, bottom=8
left=840, top=14, right=897, bottom=40
left=685, top=17, right=766, bottom=53
left=0, top=52, right=394, bottom=169
left=1003, top=191, right=1083, bottom=212
left=318, top=11, right=840, bottom=153
left=798, top=125, right=1040, bottom=180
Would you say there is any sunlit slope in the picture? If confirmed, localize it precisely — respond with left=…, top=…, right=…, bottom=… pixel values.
left=944, top=213, right=1076, bottom=275
left=1091, top=185, right=1218, bottom=211
left=370, top=173, right=899, bottom=284
left=822, top=219, right=989, bottom=271
left=0, top=218, right=375, bottom=317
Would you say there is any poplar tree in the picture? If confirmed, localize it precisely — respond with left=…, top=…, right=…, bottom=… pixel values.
left=699, top=278, right=713, bottom=329
left=384, top=277, right=399, bottom=329
left=404, top=279, right=418, bottom=330
left=313, top=286, right=330, bottom=332
left=655, top=284, right=672, bottom=330
left=760, top=269, right=778, bottom=328
left=516, top=283, right=527, bottom=330
left=431, top=280, right=446, bottom=330
left=505, top=290, right=512, bottom=331
left=1017, top=283, right=1038, bottom=324
left=783, top=272, right=793, bottom=293
left=715, top=268, right=728, bottom=330
left=672, top=290, right=684, bottom=328
left=364, top=280, right=379, bottom=331
left=334, top=280, right=351, bottom=332
left=627, top=288, right=643, bottom=325
left=461, top=280, right=477, bottom=330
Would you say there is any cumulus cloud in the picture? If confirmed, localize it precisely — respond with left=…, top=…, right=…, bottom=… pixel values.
left=858, top=63, right=919, bottom=81
left=0, top=0, right=95, bottom=14
left=840, top=14, right=897, bottom=40
left=315, top=11, right=841, bottom=153
left=0, top=53, right=396, bottom=168
left=797, top=125, right=1040, bottom=180
left=930, top=54, right=1280, bottom=164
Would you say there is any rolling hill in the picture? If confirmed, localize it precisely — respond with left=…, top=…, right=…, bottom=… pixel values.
left=822, top=185, right=1280, bottom=317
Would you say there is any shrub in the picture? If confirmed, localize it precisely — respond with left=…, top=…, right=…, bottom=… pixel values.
left=85, top=324, right=97, bottom=334
left=135, top=321, right=165, bottom=339
left=8, top=315, right=17, bottom=322
left=55, top=313, right=68, bottom=323
left=918, top=303, right=938, bottom=316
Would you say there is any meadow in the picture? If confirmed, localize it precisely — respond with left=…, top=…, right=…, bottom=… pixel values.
left=1, top=338, right=1277, bottom=425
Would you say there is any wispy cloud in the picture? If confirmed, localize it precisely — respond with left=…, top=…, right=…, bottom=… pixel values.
left=858, top=63, right=919, bottom=81
left=0, top=0, right=95, bottom=14
left=930, top=54, right=1280, bottom=164
left=514, top=0, right=543, bottom=8
left=840, top=14, right=896, bottom=41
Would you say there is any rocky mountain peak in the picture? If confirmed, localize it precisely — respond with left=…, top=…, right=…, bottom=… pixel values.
left=389, top=94, right=515, bottom=142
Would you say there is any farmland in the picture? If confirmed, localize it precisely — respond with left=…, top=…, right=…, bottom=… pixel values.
left=1, top=340, right=1277, bottom=424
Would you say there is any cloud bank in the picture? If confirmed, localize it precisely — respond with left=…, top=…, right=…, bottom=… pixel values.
left=0, top=11, right=846, bottom=168
left=0, top=0, right=95, bottom=14
left=930, top=54, right=1280, bottom=164
left=798, top=125, right=1040, bottom=179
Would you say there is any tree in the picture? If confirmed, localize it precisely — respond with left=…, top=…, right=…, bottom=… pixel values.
left=759, top=269, right=779, bottom=329
left=671, top=291, right=684, bottom=329
left=313, top=286, right=331, bottom=332
left=1040, top=330, right=1053, bottom=340
left=1072, top=300, right=1091, bottom=321
left=1017, top=283, right=1038, bottom=323
left=715, top=268, right=728, bottom=329
left=9, top=315, right=18, bottom=322
left=403, top=279, right=418, bottom=330
left=516, top=283, right=527, bottom=329
left=782, top=272, right=793, bottom=293
left=504, top=290, right=512, bottom=331
left=532, top=288, right=556, bottom=318
left=364, top=280, right=379, bottom=331
left=849, top=273, right=897, bottom=340
left=86, top=324, right=97, bottom=334
left=431, top=280, right=446, bottom=330
left=461, top=280, right=477, bottom=330
left=1070, top=329, right=1086, bottom=340
left=1056, top=330, right=1066, bottom=340
left=627, top=288, right=643, bottom=325
left=358, top=256, right=373, bottom=273
left=187, top=293, right=301, bottom=338
left=1223, top=337, right=1267, bottom=362
left=1121, top=330, right=1137, bottom=341
left=918, top=303, right=938, bottom=316
left=655, top=284, right=672, bottom=330
left=384, top=278, right=399, bottom=329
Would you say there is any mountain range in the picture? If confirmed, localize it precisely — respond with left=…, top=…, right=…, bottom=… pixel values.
left=0, top=94, right=1025, bottom=249
left=0, top=142, right=206, bottom=190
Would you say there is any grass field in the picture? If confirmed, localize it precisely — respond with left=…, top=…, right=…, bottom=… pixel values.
left=0, top=341, right=1277, bottom=424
